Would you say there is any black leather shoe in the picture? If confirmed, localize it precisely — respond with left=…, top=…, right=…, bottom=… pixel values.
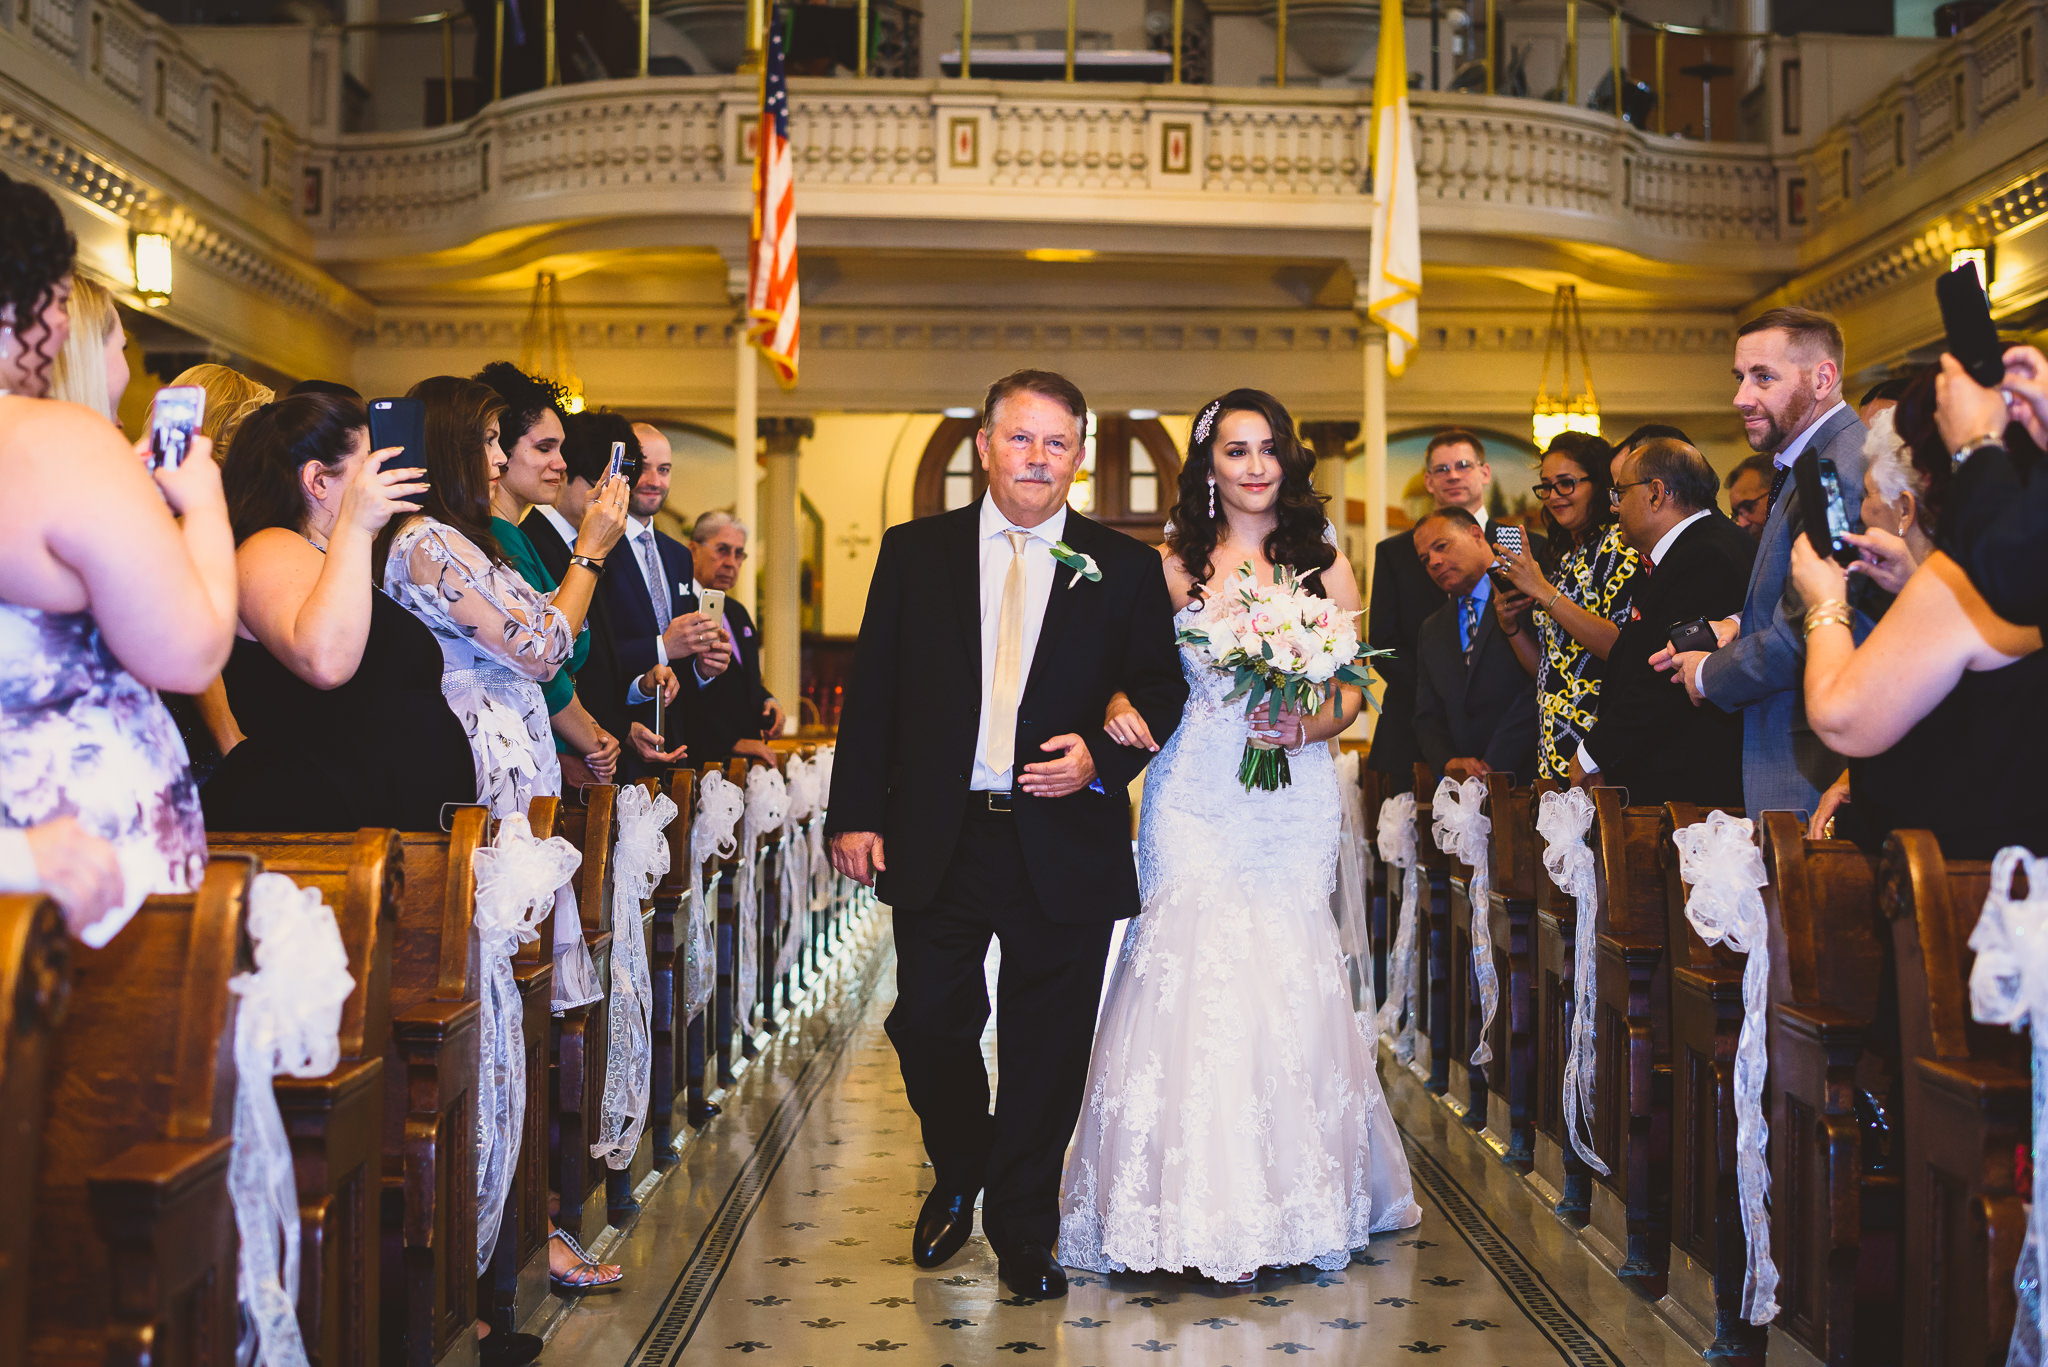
left=996, top=1242, right=1068, bottom=1299
left=912, top=1188, right=977, bottom=1268
left=478, top=1331, right=544, bottom=1367
left=687, top=1099, right=722, bottom=1127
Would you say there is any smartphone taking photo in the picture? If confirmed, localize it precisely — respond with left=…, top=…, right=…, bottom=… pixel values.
left=367, top=397, right=428, bottom=508
left=697, top=587, right=726, bottom=622
left=1937, top=259, right=2005, bottom=388
left=1488, top=523, right=1525, bottom=593
left=148, top=386, right=206, bottom=472
left=1794, top=453, right=1861, bottom=565
left=606, top=440, right=628, bottom=482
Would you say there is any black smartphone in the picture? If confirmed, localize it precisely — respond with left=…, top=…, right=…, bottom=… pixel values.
left=1937, top=260, right=2005, bottom=388
left=366, top=397, right=428, bottom=507
left=148, top=385, right=206, bottom=472
left=1794, top=453, right=1861, bottom=565
left=1489, top=523, right=1525, bottom=592
left=1668, top=617, right=1718, bottom=654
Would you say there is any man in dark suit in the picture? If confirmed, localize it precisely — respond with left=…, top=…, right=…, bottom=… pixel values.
left=529, top=410, right=687, bottom=774
left=1663, top=308, right=1870, bottom=818
left=1579, top=439, right=1755, bottom=807
left=677, top=509, right=781, bottom=764
left=1410, top=507, right=1539, bottom=783
left=596, top=422, right=727, bottom=759
left=1368, top=428, right=1538, bottom=784
left=825, top=370, right=1187, bottom=1299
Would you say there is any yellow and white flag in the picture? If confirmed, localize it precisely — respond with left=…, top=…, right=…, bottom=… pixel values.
left=1367, top=0, right=1420, bottom=376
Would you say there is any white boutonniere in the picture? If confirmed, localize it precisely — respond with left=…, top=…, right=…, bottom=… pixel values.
left=1050, top=540, right=1101, bottom=589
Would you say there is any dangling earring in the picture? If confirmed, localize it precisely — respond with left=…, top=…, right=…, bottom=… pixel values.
left=1207, top=475, right=1218, bottom=520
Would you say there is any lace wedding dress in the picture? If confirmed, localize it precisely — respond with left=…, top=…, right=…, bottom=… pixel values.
left=1057, top=601, right=1421, bottom=1281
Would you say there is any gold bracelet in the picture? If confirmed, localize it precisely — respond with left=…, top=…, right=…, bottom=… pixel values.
left=1804, top=608, right=1853, bottom=638
left=1546, top=585, right=1565, bottom=613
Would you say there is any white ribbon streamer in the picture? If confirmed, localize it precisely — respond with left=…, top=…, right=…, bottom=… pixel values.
left=592, top=784, right=676, bottom=1169
left=776, top=757, right=820, bottom=984
left=809, top=748, right=835, bottom=914
left=1966, top=845, right=2048, bottom=1365
left=1537, top=787, right=1608, bottom=1176
left=1375, top=792, right=1422, bottom=1065
left=687, top=771, right=745, bottom=1016
left=734, top=767, right=790, bottom=1030
left=1331, top=753, right=1378, bottom=1014
left=1673, top=810, right=1778, bottom=1324
left=229, top=872, right=355, bottom=1367
left=470, top=814, right=579, bottom=1272
left=1433, top=776, right=1498, bottom=1069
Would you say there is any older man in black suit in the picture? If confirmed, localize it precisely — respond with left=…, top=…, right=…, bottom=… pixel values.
left=1578, top=439, right=1755, bottom=807
left=1410, top=507, right=1539, bottom=783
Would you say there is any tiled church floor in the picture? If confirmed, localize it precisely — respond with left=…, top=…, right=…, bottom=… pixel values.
left=541, top=920, right=1705, bottom=1367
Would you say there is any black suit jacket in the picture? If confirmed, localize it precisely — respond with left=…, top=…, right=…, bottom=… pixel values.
left=598, top=526, right=695, bottom=684
left=675, top=588, right=771, bottom=762
left=1412, top=585, right=1539, bottom=783
left=1584, top=511, right=1755, bottom=808
left=824, top=506, right=1188, bottom=922
left=1366, top=529, right=1445, bottom=780
left=522, top=510, right=638, bottom=766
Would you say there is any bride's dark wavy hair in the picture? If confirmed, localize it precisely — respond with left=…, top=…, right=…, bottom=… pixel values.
left=1167, top=388, right=1332, bottom=601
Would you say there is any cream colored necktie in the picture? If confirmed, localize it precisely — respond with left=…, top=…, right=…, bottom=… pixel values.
left=986, top=528, right=1029, bottom=780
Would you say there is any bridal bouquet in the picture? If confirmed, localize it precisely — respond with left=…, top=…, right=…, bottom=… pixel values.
left=1177, top=563, right=1390, bottom=792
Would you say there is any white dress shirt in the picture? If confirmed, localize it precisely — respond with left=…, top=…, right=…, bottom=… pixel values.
left=1774, top=399, right=1848, bottom=471
left=1574, top=508, right=1711, bottom=774
left=971, top=493, right=1067, bottom=791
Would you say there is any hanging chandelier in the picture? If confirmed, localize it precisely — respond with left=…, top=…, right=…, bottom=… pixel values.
left=519, top=271, right=585, bottom=413
left=1532, top=284, right=1599, bottom=447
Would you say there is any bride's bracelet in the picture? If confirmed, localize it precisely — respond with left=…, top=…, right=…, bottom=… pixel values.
left=1285, top=722, right=1311, bottom=757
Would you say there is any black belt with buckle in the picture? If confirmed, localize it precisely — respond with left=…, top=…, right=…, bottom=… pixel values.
left=970, top=790, right=1015, bottom=815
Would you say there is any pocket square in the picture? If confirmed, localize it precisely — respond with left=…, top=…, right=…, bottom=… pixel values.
left=1088, top=778, right=1106, bottom=795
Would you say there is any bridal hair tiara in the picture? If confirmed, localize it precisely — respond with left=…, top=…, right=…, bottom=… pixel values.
left=1193, top=399, right=1222, bottom=447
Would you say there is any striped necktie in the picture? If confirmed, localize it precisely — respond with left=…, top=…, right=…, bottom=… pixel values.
left=1460, top=594, right=1479, bottom=665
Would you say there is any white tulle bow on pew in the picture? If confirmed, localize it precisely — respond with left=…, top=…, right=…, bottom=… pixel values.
left=809, top=748, right=835, bottom=914
left=1331, top=752, right=1377, bottom=1014
left=1376, top=792, right=1421, bottom=1065
left=733, top=767, right=790, bottom=1027
left=229, top=871, right=355, bottom=1367
left=1537, top=786, right=1608, bottom=1176
left=777, top=756, right=820, bottom=983
left=592, top=784, right=677, bottom=1169
left=687, top=772, right=745, bottom=1015
left=1967, top=845, right=2048, bottom=1365
left=1673, top=810, right=1778, bottom=1324
left=1433, top=776, right=1499, bottom=1068
left=470, top=814, right=580, bottom=1272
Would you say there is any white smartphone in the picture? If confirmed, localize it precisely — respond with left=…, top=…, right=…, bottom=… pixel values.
left=606, top=440, right=627, bottom=481
left=697, top=588, right=727, bottom=621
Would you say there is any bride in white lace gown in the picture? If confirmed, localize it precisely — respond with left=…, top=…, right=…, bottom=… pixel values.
left=1057, top=389, right=1420, bottom=1284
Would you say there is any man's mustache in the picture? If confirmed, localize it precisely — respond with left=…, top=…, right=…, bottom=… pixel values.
left=1013, top=465, right=1056, bottom=485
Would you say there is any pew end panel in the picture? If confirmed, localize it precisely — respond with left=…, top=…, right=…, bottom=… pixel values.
left=1481, top=774, right=1538, bottom=1173
left=0, top=896, right=72, bottom=1367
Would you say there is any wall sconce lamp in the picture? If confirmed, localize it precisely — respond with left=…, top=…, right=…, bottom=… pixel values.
left=132, top=232, right=173, bottom=306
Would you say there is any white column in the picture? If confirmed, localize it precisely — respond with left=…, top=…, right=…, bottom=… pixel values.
left=1363, top=326, right=1389, bottom=572
left=732, top=332, right=759, bottom=613
left=759, top=419, right=810, bottom=723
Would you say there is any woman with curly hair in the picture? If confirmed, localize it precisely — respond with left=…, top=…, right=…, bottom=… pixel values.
left=1060, top=388, right=1421, bottom=1287
left=0, top=172, right=236, bottom=942
left=1489, top=429, right=1644, bottom=782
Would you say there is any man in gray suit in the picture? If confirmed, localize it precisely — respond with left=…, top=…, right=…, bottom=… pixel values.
left=1655, top=307, right=1868, bottom=819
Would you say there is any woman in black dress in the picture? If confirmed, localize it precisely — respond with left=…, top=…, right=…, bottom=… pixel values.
left=204, top=393, right=477, bottom=831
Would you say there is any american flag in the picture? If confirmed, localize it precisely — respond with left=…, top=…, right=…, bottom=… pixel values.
left=748, top=2, right=798, bottom=386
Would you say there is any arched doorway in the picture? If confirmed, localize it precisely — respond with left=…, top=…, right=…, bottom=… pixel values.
left=912, top=412, right=1184, bottom=544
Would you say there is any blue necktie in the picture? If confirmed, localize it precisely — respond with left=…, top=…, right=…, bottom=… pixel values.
left=1460, top=595, right=1478, bottom=664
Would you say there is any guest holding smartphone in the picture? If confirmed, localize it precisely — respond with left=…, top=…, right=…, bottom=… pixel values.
left=205, top=393, right=477, bottom=832
left=0, top=172, right=235, bottom=943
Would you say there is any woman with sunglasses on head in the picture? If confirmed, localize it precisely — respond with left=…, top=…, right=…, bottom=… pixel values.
left=1489, top=431, right=1643, bottom=783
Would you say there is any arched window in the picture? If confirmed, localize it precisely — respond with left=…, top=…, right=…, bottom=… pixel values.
left=913, top=411, right=1182, bottom=542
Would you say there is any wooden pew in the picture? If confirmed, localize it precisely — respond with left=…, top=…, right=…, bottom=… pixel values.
left=28, top=860, right=251, bottom=1367
left=1758, top=813, right=1893, bottom=1367
left=648, top=770, right=707, bottom=1157
left=0, top=896, right=72, bottom=1367
left=1528, top=778, right=1596, bottom=1224
left=1480, top=773, right=1539, bottom=1172
left=383, top=810, right=487, bottom=1367
left=206, top=828, right=402, bottom=1367
left=539, top=787, right=618, bottom=1243
left=1412, top=762, right=1453, bottom=1095
left=1881, top=830, right=2024, bottom=1367
left=1586, top=786, right=1673, bottom=1298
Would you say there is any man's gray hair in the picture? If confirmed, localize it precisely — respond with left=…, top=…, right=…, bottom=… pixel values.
left=690, top=509, right=749, bottom=543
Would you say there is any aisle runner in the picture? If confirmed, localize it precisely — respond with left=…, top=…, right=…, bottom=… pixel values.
left=596, top=952, right=1655, bottom=1367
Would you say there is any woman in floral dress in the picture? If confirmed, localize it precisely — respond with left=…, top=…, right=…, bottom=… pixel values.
left=1490, top=431, right=1642, bottom=783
